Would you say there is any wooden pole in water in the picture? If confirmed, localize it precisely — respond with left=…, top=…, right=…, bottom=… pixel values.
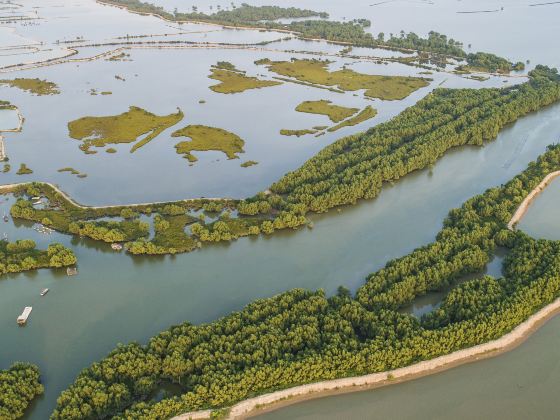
left=0, top=136, right=6, bottom=161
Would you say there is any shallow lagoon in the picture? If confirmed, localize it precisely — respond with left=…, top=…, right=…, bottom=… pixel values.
left=0, top=43, right=511, bottom=205
left=0, top=107, right=19, bottom=130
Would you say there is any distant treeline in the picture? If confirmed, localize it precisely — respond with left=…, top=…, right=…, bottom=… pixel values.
left=51, top=143, right=560, bottom=419
left=100, top=0, right=523, bottom=70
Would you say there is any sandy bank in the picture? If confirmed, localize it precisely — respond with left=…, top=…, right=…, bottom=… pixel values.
left=508, top=170, right=560, bottom=230
left=170, top=295, right=560, bottom=420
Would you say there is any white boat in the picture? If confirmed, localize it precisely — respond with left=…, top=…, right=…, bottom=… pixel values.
left=40, top=288, right=49, bottom=296
left=111, top=243, right=123, bottom=251
left=17, top=307, right=32, bottom=325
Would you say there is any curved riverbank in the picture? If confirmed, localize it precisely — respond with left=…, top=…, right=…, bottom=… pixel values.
left=170, top=173, right=560, bottom=420
left=171, top=295, right=560, bottom=420
left=508, top=170, right=560, bottom=229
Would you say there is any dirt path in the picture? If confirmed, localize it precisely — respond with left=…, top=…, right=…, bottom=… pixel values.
left=508, top=170, right=560, bottom=230
left=0, top=182, right=235, bottom=209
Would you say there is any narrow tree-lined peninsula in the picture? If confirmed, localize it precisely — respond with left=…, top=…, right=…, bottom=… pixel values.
left=100, top=0, right=522, bottom=73
left=51, top=142, right=560, bottom=419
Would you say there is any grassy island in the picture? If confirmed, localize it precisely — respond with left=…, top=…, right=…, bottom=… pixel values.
left=240, top=160, right=258, bottom=167
left=58, top=167, right=88, bottom=178
left=327, top=105, right=377, bottom=132
left=172, top=125, right=245, bottom=162
left=264, top=59, right=430, bottom=100
left=16, top=163, right=33, bottom=175
left=100, top=1, right=327, bottom=25
left=0, top=239, right=76, bottom=275
left=67, top=106, right=183, bottom=153
left=0, top=363, right=44, bottom=420
left=295, top=100, right=359, bottom=123
left=280, top=128, right=318, bottom=137
left=58, top=167, right=80, bottom=175
left=208, top=62, right=281, bottom=94
left=50, top=143, right=560, bottom=419
left=0, top=78, right=60, bottom=95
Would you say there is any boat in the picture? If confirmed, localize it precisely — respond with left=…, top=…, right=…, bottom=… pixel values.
left=66, top=267, right=78, bottom=276
left=17, top=307, right=32, bottom=325
left=111, top=243, right=123, bottom=251
left=40, top=288, right=49, bottom=296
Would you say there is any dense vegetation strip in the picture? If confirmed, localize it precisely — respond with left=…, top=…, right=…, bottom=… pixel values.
left=100, top=0, right=522, bottom=72
left=460, top=52, right=526, bottom=74
left=271, top=66, right=560, bottom=212
left=51, top=143, right=560, bottom=420
left=0, top=239, right=76, bottom=275
left=102, top=0, right=328, bottom=23
left=0, top=363, right=43, bottom=420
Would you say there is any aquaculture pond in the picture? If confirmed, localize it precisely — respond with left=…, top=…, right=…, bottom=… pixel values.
left=0, top=108, right=19, bottom=131
left=1, top=0, right=560, bottom=418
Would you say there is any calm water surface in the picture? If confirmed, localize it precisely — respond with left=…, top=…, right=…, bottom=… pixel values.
left=518, top=177, right=560, bottom=240
left=1, top=0, right=560, bottom=418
